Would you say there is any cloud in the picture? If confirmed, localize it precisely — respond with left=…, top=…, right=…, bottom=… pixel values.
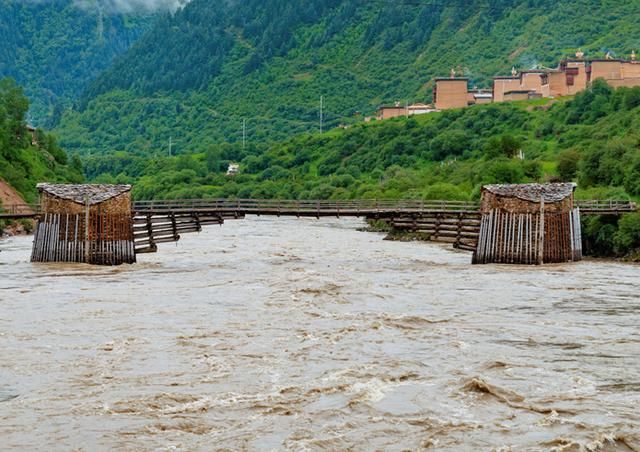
left=19, top=0, right=190, bottom=13
left=75, top=0, right=189, bottom=13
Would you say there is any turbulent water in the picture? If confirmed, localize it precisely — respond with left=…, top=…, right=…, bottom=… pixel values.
left=1, top=217, right=639, bottom=450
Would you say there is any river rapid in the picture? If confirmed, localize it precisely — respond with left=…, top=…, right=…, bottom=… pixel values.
left=0, top=217, right=639, bottom=451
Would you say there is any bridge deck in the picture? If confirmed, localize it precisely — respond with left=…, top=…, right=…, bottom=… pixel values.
left=1, top=198, right=636, bottom=221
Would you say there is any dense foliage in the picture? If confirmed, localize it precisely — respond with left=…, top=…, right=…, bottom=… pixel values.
left=0, top=0, right=154, bottom=125
left=58, top=0, right=640, bottom=155
left=0, top=78, right=83, bottom=204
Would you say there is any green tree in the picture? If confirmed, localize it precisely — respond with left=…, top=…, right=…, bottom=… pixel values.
left=0, top=78, right=29, bottom=156
left=613, top=213, right=640, bottom=254
left=430, top=130, right=472, bottom=160
left=484, top=134, right=521, bottom=159
left=557, top=149, right=580, bottom=181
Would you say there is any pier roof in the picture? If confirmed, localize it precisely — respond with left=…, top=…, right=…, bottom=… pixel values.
left=483, top=183, right=576, bottom=203
left=37, top=183, right=132, bottom=205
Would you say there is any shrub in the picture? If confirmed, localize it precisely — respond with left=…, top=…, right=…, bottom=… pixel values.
left=430, top=129, right=472, bottom=160
left=581, top=216, right=618, bottom=257
left=613, top=213, right=640, bottom=254
left=522, top=160, right=543, bottom=181
left=624, top=157, right=640, bottom=196
left=557, top=149, right=580, bottom=181
left=484, top=134, right=522, bottom=159
left=485, top=159, right=525, bottom=184
left=422, top=182, right=468, bottom=200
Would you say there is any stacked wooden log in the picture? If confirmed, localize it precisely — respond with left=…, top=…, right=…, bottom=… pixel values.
left=386, top=212, right=481, bottom=251
left=132, top=212, right=244, bottom=254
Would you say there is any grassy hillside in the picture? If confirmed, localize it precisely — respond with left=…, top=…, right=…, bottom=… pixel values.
left=57, top=0, right=640, bottom=155
left=0, top=78, right=83, bottom=205
left=0, top=0, right=155, bottom=125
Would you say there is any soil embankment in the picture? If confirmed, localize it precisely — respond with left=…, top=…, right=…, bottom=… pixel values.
left=0, top=178, right=27, bottom=207
left=0, top=178, right=34, bottom=236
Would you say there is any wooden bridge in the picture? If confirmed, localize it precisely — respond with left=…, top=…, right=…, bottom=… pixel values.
left=129, top=198, right=634, bottom=254
left=2, top=198, right=637, bottom=256
left=4, top=198, right=634, bottom=219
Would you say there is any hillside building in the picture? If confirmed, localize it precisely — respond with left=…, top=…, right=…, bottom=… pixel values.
left=434, top=51, right=640, bottom=109
left=469, top=90, right=493, bottom=105
left=376, top=102, right=437, bottom=120
left=589, top=58, right=640, bottom=88
left=433, top=78, right=470, bottom=109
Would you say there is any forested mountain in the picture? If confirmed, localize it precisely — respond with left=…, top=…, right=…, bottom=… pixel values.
left=0, top=78, right=83, bottom=204
left=0, top=0, right=156, bottom=126
left=58, top=0, right=640, bottom=155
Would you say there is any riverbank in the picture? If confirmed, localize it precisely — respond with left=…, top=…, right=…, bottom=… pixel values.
left=0, top=178, right=35, bottom=237
left=0, top=219, right=34, bottom=238
left=363, top=218, right=640, bottom=262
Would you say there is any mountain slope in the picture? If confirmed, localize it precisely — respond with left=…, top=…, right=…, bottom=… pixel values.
left=0, top=78, right=83, bottom=204
left=0, top=0, right=156, bottom=126
left=57, top=0, right=640, bottom=155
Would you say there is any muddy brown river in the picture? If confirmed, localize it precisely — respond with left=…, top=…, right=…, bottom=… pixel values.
left=1, top=217, right=639, bottom=450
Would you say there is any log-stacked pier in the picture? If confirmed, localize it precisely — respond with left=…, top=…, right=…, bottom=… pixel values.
left=388, top=212, right=481, bottom=251
left=30, top=184, right=136, bottom=265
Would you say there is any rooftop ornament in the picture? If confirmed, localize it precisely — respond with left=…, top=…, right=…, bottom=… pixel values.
left=511, top=66, right=517, bottom=77
left=575, top=49, right=584, bottom=59
left=450, top=68, right=456, bottom=78
left=632, top=50, right=637, bottom=61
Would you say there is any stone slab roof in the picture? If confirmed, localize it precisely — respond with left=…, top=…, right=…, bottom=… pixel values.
left=37, top=184, right=132, bottom=205
left=483, top=183, right=576, bottom=203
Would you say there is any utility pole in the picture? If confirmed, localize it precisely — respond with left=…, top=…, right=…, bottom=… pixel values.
left=320, top=95, right=324, bottom=133
left=242, top=119, right=246, bottom=151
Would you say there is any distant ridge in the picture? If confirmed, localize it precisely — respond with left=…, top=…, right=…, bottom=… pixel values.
left=57, top=0, right=640, bottom=155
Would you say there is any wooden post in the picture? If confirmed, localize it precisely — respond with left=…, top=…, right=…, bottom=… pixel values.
left=538, top=198, right=545, bottom=265
left=84, top=195, right=90, bottom=264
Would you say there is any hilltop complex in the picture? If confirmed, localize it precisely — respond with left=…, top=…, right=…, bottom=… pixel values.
left=377, top=51, right=640, bottom=119
left=434, top=51, right=640, bottom=110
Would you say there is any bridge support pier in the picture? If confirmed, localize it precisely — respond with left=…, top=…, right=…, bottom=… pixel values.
left=31, top=211, right=136, bottom=265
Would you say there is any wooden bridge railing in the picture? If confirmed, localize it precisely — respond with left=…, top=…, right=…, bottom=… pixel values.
left=0, top=203, right=39, bottom=217
left=574, top=199, right=637, bottom=212
left=132, top=198, right=481, bottom=214
left=1, top=199, right=637, bottom=219
left=133, top=198, right=637, bottom=215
